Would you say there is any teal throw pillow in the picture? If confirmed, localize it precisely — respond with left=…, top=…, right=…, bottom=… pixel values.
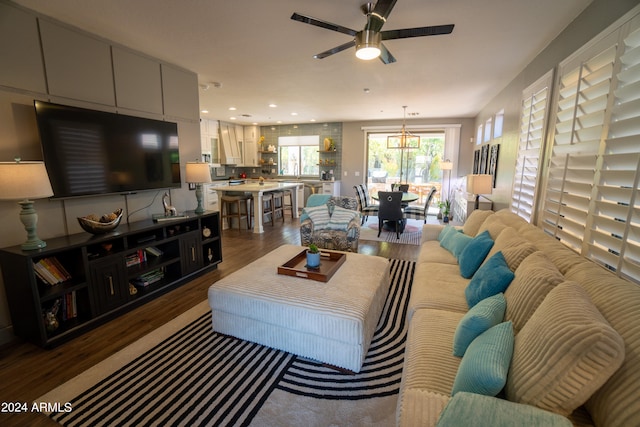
left=302, top=205, right=330, bottom=229
left=453, top=293, right=506, bottom=357
left=451, top=321, right=514, bottom=397
left=447, top=232, right=473, bottom=258
left=458, top=230, right=494, bottom=278
left=438, top=225, right=455, bottom=241
left=300, top=195, right=332, bottom=222
left=326, top=206, right=359, bottom=231
left=465, top=251, right=515, bottom=308
left=436, top=392, right=572, bottom=427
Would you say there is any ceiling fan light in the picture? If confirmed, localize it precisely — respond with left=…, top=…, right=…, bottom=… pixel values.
left=355, top=30, right=381, bottom=60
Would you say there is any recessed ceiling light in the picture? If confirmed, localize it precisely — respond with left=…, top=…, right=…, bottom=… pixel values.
left=269, top=104, right=277, bottom=108
left=310, top=118, right=316, bottom=122
left=201, top=109, right=209, bottom=114
left=291, top=112, right=298, bottom=116
left=229, top=107, right=236, bottom=111
left=363, top=88, right=370, bottom=93
left=230, top=117, right=237, bottom=120
left=277, top=120, right=282, bottom=123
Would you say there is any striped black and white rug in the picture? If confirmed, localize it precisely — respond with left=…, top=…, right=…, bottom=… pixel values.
left=41, top=259, right=415, bottom=427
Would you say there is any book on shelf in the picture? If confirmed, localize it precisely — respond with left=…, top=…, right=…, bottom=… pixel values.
left=33, top=257, right=72, bottom=286
left=145, top=246, right=163, bottom=257
left=125, top=249, right=147, bottom=267
left=61, top=291, right=78, bottom=321
left=132, top=268, right=165, bottom=287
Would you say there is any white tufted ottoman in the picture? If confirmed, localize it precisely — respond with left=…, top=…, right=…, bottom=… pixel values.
left=207, top=244, right=390, bottom=373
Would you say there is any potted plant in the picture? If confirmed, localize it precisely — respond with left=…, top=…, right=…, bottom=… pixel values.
left=306, top=243, right=321, bottom=268
left=439, top=199, right=451, bottom=223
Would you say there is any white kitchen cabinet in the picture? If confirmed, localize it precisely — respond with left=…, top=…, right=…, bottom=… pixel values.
left=161, top=64, right=199, bottom=121
left=39, top=20, right=115, bottom=105
left=200, top=119, right=220, bottom=164
left=112, top=47, right=163, bottom=114
left=322, top=181, right=341, bottom=196
left=242, top=125, right=259, bottom=167
left=0, top=3, right=46, bottom=93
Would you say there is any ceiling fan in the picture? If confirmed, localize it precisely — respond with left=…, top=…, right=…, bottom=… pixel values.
left=291, top=0, right=454, bottom=64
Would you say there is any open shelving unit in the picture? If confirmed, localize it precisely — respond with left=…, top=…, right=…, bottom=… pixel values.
left=0, top=211, right=221, bottom=347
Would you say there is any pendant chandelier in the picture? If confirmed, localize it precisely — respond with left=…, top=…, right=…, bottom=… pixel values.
left=387, top=106, right=420, bottom=149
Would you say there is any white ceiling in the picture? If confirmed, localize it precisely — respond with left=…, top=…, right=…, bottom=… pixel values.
left=13, top=0, right=593, bottom=125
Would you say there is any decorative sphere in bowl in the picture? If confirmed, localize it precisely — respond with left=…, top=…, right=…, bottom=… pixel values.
left=78, top=208, right=123, bottom=234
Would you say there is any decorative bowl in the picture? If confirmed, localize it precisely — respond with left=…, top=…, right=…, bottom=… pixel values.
left=78, top=208, right=123, bottom=234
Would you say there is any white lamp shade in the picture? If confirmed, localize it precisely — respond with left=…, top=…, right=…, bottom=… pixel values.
left=467, top=174, right=493, bottom=195
left=185, top=162, right=212, bottom=184
left=440, top=161, right=453, bottom=170
left=0, top=161, right=53, bottom=200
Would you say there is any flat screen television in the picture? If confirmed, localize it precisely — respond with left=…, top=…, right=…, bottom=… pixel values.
left=34, top=100, right=181, bottom=199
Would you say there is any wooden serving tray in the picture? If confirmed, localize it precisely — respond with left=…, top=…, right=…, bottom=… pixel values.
left=277, top=249, right=346, bottom=282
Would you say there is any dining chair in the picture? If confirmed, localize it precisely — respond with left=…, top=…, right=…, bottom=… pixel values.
left=377, top=191, right=404, bottom=239
left=353, top=184, right=379, bottom=225
left=404, top=186, right=437, bottom=224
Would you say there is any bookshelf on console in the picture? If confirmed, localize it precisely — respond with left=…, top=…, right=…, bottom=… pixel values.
left=0, top=211, right=221, bottom=347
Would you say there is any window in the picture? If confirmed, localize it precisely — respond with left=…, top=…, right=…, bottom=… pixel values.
left=540, top=16, right=640, bottom=283
left=494, top=109, right=505, bottom=139
left=278, top=135, right=319, bottom=176
left=484, top=117, right=493, bottom=142
left=511, top=71, right=553, bottom=222
left=476, top=124, right=483, bottom=145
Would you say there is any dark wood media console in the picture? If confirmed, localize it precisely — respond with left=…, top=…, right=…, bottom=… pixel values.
left=0, top=211, right=221, bottom=347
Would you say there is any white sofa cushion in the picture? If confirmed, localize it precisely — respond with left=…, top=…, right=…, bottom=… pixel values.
left=506, top=281, right=625, bottom=417
left=397, top=308, right=464, bottom=427
left=462, top=209, right=494, bottom=236
left=408, top=263, right=470, bottom=318
left=504, top=251, right=565, bottom=333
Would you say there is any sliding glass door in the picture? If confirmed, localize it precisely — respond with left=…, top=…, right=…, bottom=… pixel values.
left=366, top=131, right=446, bottom=206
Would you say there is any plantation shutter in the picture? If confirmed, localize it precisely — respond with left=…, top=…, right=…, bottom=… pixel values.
left=511, top=71, right=553, bottom=222
left=541, top=14, right=640, bottom=283
left=592, top=18, right=640, bottom=282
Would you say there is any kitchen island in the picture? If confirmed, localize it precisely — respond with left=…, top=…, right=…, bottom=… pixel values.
left=215, top=181, right=304, bottom=233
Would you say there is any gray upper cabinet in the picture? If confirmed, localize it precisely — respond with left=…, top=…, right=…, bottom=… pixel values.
left=39, top=20, right=115, bottom=106
left=0, top=3, right=46, bottom=93
left=112, top=47, right=163, bottom=114
left=161, top=64, right=199, bottom=121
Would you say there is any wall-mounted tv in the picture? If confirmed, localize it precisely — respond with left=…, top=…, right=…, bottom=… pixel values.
left=34, top=100, right=181, bottom=199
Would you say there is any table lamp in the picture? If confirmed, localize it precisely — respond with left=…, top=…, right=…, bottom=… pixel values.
left=0, top=159, right=54, bottom=250
left=185, top=161, right=212, bottom=214
left=467, top=174, right=492, bottom=210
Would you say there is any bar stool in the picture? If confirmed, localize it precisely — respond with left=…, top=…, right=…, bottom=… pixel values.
left=282, top=189, right=294, bottom=219
left=262, top=192, right=274, bottom=226
left=220, top=194, right=252, bottom=230
left=271, top=191, right=285, bottom=223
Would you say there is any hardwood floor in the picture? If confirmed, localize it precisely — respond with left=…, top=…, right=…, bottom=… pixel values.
left=0, top=218, right=420, bottom=427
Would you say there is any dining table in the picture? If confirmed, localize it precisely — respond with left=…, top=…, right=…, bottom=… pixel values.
left=215, top=181, right=303, bottom=233
left=371, top=192, right=420, bottom=204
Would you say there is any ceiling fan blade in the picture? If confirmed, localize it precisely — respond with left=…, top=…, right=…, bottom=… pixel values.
left=381, top=24, right=454, bottom=40
left=313, top=40, right=357, bottom=59
left=291, top=12, right=357, bottom=37
left=378, top=43, right=396, bottom=64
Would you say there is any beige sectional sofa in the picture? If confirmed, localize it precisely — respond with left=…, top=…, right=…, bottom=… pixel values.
left=397, top=209, right=640, bottom=427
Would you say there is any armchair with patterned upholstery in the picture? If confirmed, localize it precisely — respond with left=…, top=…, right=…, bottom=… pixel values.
left=300, top=196, right=361, bottom=252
